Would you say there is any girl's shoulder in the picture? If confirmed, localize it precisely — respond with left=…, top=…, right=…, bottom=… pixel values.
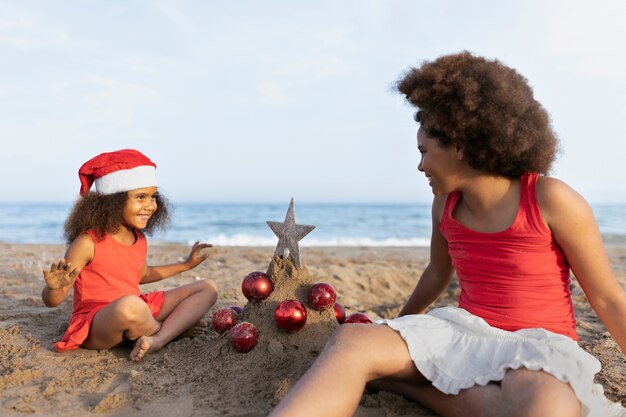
left=72, top=231, right=96, bottom=247
left=536, top=176, right=585, bottom=205
left=65, top=232, right=96, bottom=266
left=432, top=194, right=451, bottom=223
left=535, top=175, right=591, bottom=226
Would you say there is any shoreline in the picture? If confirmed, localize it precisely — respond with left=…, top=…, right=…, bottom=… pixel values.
left=5, top=233, right=626, bottom=247
left=1, top=244, right=624, bottom=416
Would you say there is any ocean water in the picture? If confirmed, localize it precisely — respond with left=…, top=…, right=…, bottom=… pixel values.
left=0, top=202, right=624, bottom=246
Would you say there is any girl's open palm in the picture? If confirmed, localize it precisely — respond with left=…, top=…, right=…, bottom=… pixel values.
left=185, top=241, right=212, bottom=268
left=43, top=259, right=81, bottom=290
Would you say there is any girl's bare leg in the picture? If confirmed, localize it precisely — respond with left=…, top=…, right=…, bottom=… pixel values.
left=269, top=323, right=428, bottom=417
left=270, top=324, right=582, bottom=417
left=368, top=368, right=581, bottom=417
left=82, top=294, right=162, bottom=349
left=130, top=279, right=217, bottom=361
left=177, top=318, right=208, bottom=339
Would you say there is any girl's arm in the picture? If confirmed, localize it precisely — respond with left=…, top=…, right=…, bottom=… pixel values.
left=41, top=233, right=94, bottom=307
left=538, top=177, right=626, bottom=355
left=399, top=195, right=455, bottom=316
left=140, top=241, right=212, bottom=284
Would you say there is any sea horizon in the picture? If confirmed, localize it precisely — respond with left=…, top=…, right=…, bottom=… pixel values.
left=1, top=201, right=625, bottom=246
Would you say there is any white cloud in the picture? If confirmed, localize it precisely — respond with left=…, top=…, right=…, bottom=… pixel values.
left=268, top=28, right=357, bottom=80
left=1, top=33, right=59, bottom=49
left=257, top=81, right=289, bottom=105
left=50, top=81, right=70, bottom=94
left=312, top=28, right=357, bottom=54
left=0, top=4, right=68, bottom=50
left=126, top=56, right=158, bottom=75
left=85, top=76, right=161, bottom=106
left=153, top=0, right=196, bottom=39
left=271, top=54, right=352, bottom=80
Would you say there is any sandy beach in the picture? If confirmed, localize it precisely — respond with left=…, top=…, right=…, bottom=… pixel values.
left=1, top=243, right=624, bottom=416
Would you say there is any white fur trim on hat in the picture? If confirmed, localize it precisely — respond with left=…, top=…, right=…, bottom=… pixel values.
left=94, top=165, right=157, bottom=195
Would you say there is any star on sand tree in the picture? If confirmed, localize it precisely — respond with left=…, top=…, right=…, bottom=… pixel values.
left=267, top=198, right=315, bottom=269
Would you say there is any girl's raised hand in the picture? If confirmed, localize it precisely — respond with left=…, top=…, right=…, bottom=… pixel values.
left=185, top=241, right=213, bottom=268
left=43, top=259, right=81, bottom=290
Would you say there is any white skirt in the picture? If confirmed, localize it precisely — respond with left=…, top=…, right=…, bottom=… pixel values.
left=379, top=307, right=625, bottom=417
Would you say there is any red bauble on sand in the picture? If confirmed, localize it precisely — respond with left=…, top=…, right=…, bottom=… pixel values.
left=308, top=282, right=337, bottom=311
left=333, top=303, right=346, bottom=324
left=229, top=305, right=243, bottom=314
left=229, top=322, right=259, bottom=353
left=211, top=307, right=239, bottom=334
left=275, top=299, right=308, bottom=331
left=242, top=271, right=274, bottom=302
left=344, top=312, right=372, bottom=324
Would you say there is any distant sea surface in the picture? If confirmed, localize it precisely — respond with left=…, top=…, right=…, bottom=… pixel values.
left=1, top=202, right=625, bottom=246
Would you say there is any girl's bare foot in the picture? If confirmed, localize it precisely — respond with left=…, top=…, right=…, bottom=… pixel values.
left=130, top=336, right=162, bottom=361
left=129, top=320, right=206, bottom=360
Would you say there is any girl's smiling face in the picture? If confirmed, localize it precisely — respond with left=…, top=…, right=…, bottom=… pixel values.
left=417, top=127, right=466, bottom=196
left=122, top=187, right=158, bottom=230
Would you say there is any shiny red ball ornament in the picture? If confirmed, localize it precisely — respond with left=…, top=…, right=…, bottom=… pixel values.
left=229, top=305, right=243, bottom=314
left=211, top=307, right=239, bottom=334
left=334, top=303, right=346, bottom=324
left=308, top=282, right=337, bottom=311
left=275, top=299, right=308, bottom=332
left=229, top=322, right=259, bottom=353
left=242, top=271, right=274, bottom=302
left=344, top=312, right=372, bottom=324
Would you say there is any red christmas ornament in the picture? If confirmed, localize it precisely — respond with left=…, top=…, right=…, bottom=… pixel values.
left=308, top=282, right=337, bottom=311
left=333, top=303, right=346, bottom=324
left=229, top=305, right=243, bottom=314
left=344, top=312, right=372, bottom=324
left=242, top=271, right=274, bottom=302
left=229, top=322, right=259, bottom=353
left=275, top=299, right=308, bottom=332
left=211, top=307, right=239, bottom=334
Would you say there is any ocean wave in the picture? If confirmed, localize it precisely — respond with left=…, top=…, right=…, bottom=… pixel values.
left=156, top=233, right=431, bottom=247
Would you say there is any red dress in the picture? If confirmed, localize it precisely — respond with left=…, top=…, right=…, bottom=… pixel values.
left=440, top=172, right=577, bottom=340
left=55, top=230, right=164, bottom=352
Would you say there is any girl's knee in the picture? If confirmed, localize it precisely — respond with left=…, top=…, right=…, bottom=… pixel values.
left=199, top=278, right=218, bottom=303
left=529, top=382, right=580, bottom=417
left=503, top=370, right=581, bottom=417
left=317, top=325, right=374, bottom=374
left=327, top=323, right=363, bottom=346
left=324, top=324, right=380, bottom=357
left=111, top=295, right=152, bottom=323
left=323, top=324, right=417, bottom=382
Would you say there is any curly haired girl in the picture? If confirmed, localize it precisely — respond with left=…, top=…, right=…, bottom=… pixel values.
left=270, top=52, right=626, bottom=417
left=42, top=149, right=218, bottom=361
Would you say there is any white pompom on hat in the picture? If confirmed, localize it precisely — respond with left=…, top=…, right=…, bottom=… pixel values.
left=78, top=149, right=157, bottom=196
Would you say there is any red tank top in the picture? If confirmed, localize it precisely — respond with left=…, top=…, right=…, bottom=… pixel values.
left=72, top=230, right=147, bottom=314
left=440, top=173, right=577, bottom=340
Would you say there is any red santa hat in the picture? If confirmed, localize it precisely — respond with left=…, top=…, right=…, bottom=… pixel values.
left=78, top=149, right=157, bottom=196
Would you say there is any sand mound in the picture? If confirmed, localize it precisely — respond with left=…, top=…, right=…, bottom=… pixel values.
left=184, top=255, right=339, bottom=412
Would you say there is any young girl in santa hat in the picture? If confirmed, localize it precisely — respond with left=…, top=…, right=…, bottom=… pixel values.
left=41, top=149, right=218, bottom=361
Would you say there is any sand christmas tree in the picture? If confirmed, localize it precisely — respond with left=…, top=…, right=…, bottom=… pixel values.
left=210, top=198, right=350, bottom=356
left=200, top=199, right=372, bottom=409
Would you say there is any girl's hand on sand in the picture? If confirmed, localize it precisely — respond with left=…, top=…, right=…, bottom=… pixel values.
left=185, top=242, right=212, bottom=268
left=43, top=259, right=81, bottom=290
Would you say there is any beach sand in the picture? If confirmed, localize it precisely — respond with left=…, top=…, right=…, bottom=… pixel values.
left=1, top=243, right=624, bottom=416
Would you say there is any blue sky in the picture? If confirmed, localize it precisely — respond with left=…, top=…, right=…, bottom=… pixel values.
left=1, top=1, right=625, bottom=203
